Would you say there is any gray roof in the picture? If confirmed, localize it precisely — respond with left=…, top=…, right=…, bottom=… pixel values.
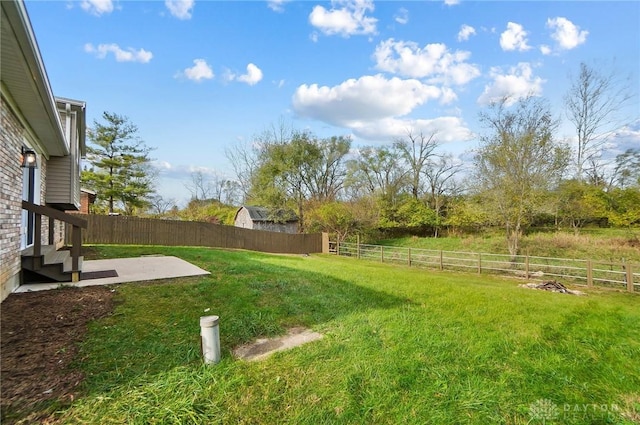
left=240, top=206, right=298, bottom=223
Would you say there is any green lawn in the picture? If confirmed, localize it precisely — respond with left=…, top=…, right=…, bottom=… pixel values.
left=55, top=245, right=639, bottom=424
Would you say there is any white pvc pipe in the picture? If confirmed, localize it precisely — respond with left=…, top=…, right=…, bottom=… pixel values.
left=200, top=315, right=221, bottom=364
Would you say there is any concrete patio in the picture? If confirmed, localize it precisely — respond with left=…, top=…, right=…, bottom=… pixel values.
left=16, top=255, right=210, bottom=293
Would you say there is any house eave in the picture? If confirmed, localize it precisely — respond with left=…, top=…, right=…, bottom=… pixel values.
left=1, top=0, right=67, bottom=156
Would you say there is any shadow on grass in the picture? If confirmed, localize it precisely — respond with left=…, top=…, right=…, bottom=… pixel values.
left=77, top=247, right=412, bottom=395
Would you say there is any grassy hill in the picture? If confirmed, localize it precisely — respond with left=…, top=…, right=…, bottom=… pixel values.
left=375, top=228, right=640, bottom=264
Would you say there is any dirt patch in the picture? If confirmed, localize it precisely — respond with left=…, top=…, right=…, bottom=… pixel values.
left=1, top=286, right=115, bottom=423
left=234, top=327, right=323, bottom=361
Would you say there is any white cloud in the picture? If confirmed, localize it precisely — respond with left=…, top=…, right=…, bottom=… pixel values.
left=165, top=0, right=194, bottom=20
left=457, top=24, right=476, bottom=42
left=80, top=0, right=113, bottom=16
left=178, top=59, right=214, bottom=82
left=84, top=43, right=153, bottom=63
left=292, top=74, right=449, bottom=131
left=547, top=17, right=588, bottom=50
left=500, top=22, right=531, bottom=52
left=444, top=0, right=460, bottom=6
left=232, top=63, right=264, bottom=86
left=309, top=0, right=377, bottom=37
left=373, top=39, right=480, bottom=86
left=352, top=116, right=473, bottom=142
left=267, top=0, right=290, bottom=12
left=477, top=62, right=544, bottom=106
left=394, top=7, right=409, bottom=25
left=540, top=45, right=552, bottom=55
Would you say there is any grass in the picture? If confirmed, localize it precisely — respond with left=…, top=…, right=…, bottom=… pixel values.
left=48, top=246, right=640, bottom=423
left=376, top=228, right=640, bottom=264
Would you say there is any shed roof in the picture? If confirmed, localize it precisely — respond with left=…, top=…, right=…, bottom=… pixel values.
left=237, top=206, right=298, bottom=223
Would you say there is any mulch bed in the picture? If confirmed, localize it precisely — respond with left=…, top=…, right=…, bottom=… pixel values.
left=1, top=286, right=115, bottom=423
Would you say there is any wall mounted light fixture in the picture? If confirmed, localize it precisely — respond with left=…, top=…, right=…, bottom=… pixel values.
left=21, top=147, right=37, bottom=168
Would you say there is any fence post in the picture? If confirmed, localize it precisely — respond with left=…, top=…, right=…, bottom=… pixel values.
left=525, top=254, right=530, bottom=279
left=357, top=235, right=360, bottom=259
left=337, top=241, right=340, bottom=257
left=322, top=232, right=330, bottom=254
left=477, top=253, right=482, bottom=275
left=439, top=250, right=443, bottom=271
left=586, top=260, right=593, bottom=287
left=627, top=263, right=634, bottom=293
left=381, top=246, right=384, bottom=263
left=408, top=248, right=412, bottom=267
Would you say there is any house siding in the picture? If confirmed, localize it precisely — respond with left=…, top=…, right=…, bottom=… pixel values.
left=1, top=96, right=24, bottom=301
left=46, top=106, right=80, bottom=208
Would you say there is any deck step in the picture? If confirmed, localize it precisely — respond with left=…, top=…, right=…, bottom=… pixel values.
left=21, top=246, right=83, bottom=283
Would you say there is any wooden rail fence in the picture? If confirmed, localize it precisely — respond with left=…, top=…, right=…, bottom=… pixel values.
left=330, top=239, right=639, bottom=293
left=66, top=214, right=323, bottom=254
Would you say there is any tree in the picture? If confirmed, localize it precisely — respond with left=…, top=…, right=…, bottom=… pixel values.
left=306, top=201, right=359, bottom=243
left=81, top=112, right=154, bottom=214
left=556, top=179, right=607, bottom=234
left=345, top=146, right=407, bottom=204
left=424, top=154, right=463, bottom=237
left=565, top=62, right=632, bottom=181
left=249, top=131, right=320, bottom=231
left=148, top=194, right=176, bottom=216
left=303, top=136, right=351, bottom=202
left=185, top=170, right=213, bottom=201
left=393, top=130, right=438, bottom=199
left=474, top=96, right=570, bottom=258
left=609, top=148, right=640, bottom=189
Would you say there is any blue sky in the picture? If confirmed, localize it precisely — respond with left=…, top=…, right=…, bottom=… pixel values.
left=26, top=0, right=640, bottom=205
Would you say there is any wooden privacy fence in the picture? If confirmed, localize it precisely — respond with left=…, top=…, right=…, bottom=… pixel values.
left=330, top=240, right=639, bottom=293
left=66, top=214, right=323, bottom=254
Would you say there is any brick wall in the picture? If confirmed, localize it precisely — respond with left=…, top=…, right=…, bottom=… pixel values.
left=1, top=96, right=25, bottom=301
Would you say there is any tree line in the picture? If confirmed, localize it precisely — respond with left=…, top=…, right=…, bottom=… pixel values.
left=80, top=62, right=639, bottom=256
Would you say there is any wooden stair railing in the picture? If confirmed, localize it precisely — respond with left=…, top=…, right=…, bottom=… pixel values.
left=21, top=200, right=88, bottom=282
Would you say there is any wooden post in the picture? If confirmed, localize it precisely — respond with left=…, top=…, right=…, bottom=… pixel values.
left=439, top=250, right=443, bottom=271
left=381, top=246, right=384, bottom=263
left=33, top=212, right=42, bottom=270
left=71, top=225, right=81, bottom=272
left=627, top=264, right=634, bottom=293
left=322, top=232, right=329, bottom=254
left=337, top=241, right=340, bottom=256
left=357, top=235, right=360, bottom=259
left=408, top=248, right=412, bottom=267
left=525, top=255, right=530, bottom=279
left=586, top=260, right=593, bottom=287
left=477, top=253, right=482, bottom=275
left=48, top=216, right=55, bottom=245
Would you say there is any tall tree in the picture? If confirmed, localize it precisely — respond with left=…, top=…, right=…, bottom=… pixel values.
left=424, top=154, right=463, bottom=237
left=185, top=170, right=212, bottom=201
left=565, top=62, right=632, bottom=181
left=303, top=136, right=351, bottom=202
left=393, top=130, right=438, bottom=199
left=474, top=96, right=570, bottom=258
left=346, top=146, right=407, bottom=203
left=82, top=112, right=154, bottom=215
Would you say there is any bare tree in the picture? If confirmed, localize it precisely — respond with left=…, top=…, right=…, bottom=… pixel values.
left=225, top=142, right=257, bottom=203
left=148, top=194, right=176, bottom=215
left=424, top=154, right=463, bottom=237
left=185, top=170, right=212, bottom=201
left=565, top=61, right=633, bottom=181
left=393, top=130, right=438, bottom=199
